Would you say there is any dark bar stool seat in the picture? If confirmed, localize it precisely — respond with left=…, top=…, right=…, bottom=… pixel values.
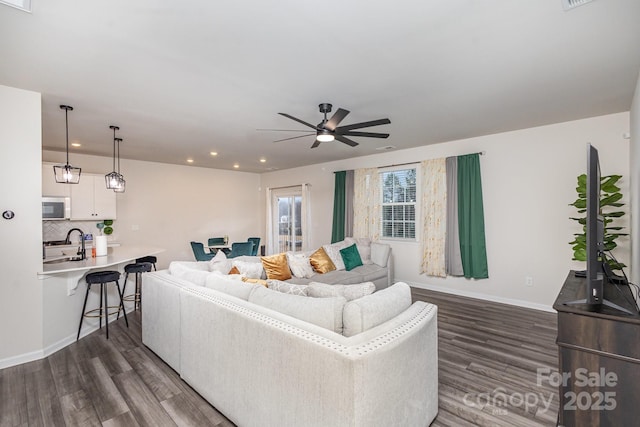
left=135, top=256, right=157, bottom=271
left=121, top=262, right=153, bottom=313
left=78, top=270, right=128, bottom=340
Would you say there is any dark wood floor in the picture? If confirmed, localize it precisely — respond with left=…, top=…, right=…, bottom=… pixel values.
left=0, top=288, right=558, bottom=427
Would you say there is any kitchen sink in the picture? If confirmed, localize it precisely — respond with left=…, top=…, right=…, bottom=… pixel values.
left=43, top=256, right=84, bottom=264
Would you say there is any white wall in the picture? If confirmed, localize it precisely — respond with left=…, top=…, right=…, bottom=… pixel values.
left=42, top=152, right=262, bottom=267
left=0, top=85, right=43, bottom=365
left=630, top=72, right=640, bottom=284
left=260, top=113, right=631, bottom=309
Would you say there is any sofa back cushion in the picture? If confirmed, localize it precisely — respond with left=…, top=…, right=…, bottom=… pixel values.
left=307, top=282, right=375, bottom=301
left=249, top=286, right=346, bottom=334
left=342, top=282, right=412, bottom=337
left=168, top=261, right=211, bottom=286
left=205, top=273, right=257, bottom=300
left=370, top=242, right=391, bottom=267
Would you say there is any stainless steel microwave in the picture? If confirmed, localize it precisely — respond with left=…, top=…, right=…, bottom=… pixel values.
left=42, top=197, right=70, bottom=220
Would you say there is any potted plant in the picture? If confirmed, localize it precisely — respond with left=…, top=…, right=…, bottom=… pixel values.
left=569, top=174, right=627, bottom=269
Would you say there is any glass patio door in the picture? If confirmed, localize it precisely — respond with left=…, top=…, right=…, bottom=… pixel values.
left=270, top=187, right=304, bottom=254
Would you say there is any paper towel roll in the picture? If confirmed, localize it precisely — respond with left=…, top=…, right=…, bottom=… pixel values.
left=95, top=235, right=108, bottom=257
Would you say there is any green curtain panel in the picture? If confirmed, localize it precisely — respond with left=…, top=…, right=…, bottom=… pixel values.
left=457, top=154, right=489, bottom=279
left=331, top=171, right=347, bottom=243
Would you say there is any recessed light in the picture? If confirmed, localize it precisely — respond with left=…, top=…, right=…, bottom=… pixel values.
left=233, top=164, right=239, bottom=169
left=210, top=151, right=218, bottom=156
left=187, top=159, right=194, bottom=163
left=260, top=158, right=266, bottom=163
left=71, top=143, right=81, bottom=147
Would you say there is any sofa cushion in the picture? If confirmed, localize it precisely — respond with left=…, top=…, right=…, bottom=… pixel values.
left=286, top=252, right=315, bottom=278
left=309, top=247, right=336, bottom=274
left=344, top=237, right=373, bottom=265
left=205, top=273, right=258, bottom=300
left=370, top=242, right=391, bottom=267
left=267, top=279, right=309, bottom=296
left=249, top=285, right=346, bottom=334
left=342, top=282, right=412, bottom=337
left=307, top=281, right=375, bottom=301
left=340, top=244, right=363, bottom=271
left=350, top=263, right=388, bottom=283
left=261, top=253, right=292, bottom=281
left=168, top=261, right=211, bottom=286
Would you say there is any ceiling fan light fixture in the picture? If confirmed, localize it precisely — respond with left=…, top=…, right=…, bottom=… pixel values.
left=316, top=129, right=335, bottom=143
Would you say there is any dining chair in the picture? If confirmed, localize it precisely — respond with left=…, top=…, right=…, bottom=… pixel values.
left=190, top=241, right=215, bottom=261
left=247, top=237, right=260, bottom=256
left=227, top=241, right=254, bottom=258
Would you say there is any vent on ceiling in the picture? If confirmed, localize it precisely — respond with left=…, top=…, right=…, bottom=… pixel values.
left=562, top=0, right=595, bottom=11
left=376, top=145, right=396, bottom=151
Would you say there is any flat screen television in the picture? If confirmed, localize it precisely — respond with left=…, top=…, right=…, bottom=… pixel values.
left=567, top=143, right=633, bottom=314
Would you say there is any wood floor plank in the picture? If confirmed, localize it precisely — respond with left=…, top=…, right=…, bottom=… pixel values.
left=59, top=389, right=102, bottom=427
left=0, top=364, right=27, bottom=427
left=160, top=392, right=220, bottom=427
left=24, top=361, right=66, bottom=427
left=111, top=370, right=176, bottom=427
left=102, top=411, right=141, bottom=427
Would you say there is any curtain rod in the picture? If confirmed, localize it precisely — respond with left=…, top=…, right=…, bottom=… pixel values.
left=377, top=151, right=485, bottom=169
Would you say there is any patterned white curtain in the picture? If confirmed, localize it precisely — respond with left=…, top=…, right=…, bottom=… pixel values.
left=353, top=168, right=380, bottom=240
left=420, top=158, right=447, bottom=277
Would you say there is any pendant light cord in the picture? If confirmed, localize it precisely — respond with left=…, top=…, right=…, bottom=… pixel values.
left=65, top=107, right=70, bottom=165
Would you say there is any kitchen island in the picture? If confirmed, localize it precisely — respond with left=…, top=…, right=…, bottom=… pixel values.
left=38, top=246, right=163, bottom=354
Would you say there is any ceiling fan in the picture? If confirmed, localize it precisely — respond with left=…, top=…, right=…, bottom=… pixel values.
left=273, top=103, right=391, bottom=148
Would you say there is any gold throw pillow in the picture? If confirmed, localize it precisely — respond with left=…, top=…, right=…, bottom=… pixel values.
left=309, top=247, right=336, bottom=274
left=261, top=253, right=292, bottom=281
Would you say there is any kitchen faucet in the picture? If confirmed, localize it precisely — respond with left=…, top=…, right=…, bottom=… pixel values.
left=65, top=228, right=86, bottom=260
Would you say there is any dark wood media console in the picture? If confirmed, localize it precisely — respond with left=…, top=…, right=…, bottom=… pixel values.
left=553, top=271, right=640, bottom=426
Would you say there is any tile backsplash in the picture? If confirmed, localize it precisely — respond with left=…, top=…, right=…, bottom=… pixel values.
left=43, top=220, right=118, bottom=243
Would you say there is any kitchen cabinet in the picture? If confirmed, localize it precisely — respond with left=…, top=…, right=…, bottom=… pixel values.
left=70, top=174, right=117, bottom=220
left=42, top=164, right=71, bottom=198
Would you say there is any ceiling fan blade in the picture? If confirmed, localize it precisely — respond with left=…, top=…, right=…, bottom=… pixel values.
left=335, top=135, right=359, bottom=147
left=341, top=131, right=390, bottom=138
left=324, top=108, right=350, bottom=131
left=278, top=113, right=318, bottom=130
left=273, top=133, right=315, bottom=143
left=311, top=140, right=322, bottom=148
left=257, top=128, right=312, bottom=132
left=336, top=118, right=391, bottom=132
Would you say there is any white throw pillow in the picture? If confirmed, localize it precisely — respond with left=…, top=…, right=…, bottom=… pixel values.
left=208, top=250, right=233, bottom=274
left=307, top=281, right=376, bottom=301
left=286, top=252, right=315, bottom=278
left=267, top=279, right=309, bottom=296
left=322, top=241, right=350, bottom=271
left=342, top=282, right=412, bottom=337
left=232, top=260, right=264, bottom=279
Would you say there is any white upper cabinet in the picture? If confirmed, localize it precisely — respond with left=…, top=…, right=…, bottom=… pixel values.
left=70, top=174, right=117, bottom=220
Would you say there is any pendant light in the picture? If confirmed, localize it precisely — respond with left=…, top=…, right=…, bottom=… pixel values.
left=113, top=137, right=125, bottom=193
left=105, top=125, right=121, bottom=189
left=53, top=105, right=81, bottom=184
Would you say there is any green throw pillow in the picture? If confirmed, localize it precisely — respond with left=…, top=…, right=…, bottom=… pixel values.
left=340, top=243, right=363, bottom=271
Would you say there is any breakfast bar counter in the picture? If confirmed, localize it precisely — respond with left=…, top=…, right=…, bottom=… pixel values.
left=38, top=246, right=163, bottom=353
left=39, top=246, right=163, bottom=275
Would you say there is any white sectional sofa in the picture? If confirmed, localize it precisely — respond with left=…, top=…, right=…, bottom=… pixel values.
left=142, top=270, right=439, bottom=426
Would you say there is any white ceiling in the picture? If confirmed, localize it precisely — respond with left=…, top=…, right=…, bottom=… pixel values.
left=1, top=0, right=639, bottom=173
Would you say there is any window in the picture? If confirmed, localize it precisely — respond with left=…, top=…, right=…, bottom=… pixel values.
left=380, top=168, right=417, bottom=239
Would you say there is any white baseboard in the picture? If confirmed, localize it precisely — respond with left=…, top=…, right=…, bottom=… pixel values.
left=0, top=307, right=136, bottom=370
left=407, top=281, right=555, bottom=313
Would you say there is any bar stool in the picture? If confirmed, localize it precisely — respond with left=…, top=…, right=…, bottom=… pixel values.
left=136, top=255, right=157, bottom=271
left=121, top=262, right=153, bottom=313
left=77, top=270, right=128, bottom=340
